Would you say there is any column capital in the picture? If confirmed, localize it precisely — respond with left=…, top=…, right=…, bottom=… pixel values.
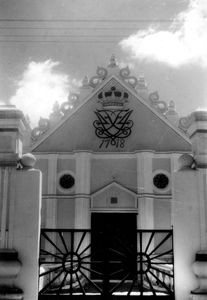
left=0, top=105, right=29, bottom=166
left=75, top=151, right=92, bottom=159
left=75, top=151, right=91, bottom=195
left=75, top=152, right=91, bottom=229
left=135, top=151, right=154, bottom=158
left=188, top=110, right=207, bottom=168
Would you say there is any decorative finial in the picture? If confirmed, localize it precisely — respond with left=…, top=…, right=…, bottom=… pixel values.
left=137, top=76, right=147, bottom=89
left=50, top=101, right=62, bottom=123
left=168, top=100, right=176, bottom=111
left=178, top=154, right=195, bottom=170
left=82, top=75, right=89, bottom=87
left=19, top=153, right=37, bottom=170
left=108, top=54, right=118, bottom=68
left=25, top=114, right=31, bottom=125
left=165, top=100, right=179, bottom=126
left=52, top=101, right=60, bottom=112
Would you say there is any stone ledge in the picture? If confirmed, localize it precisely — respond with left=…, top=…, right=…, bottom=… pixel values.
left=193, top=111, right=207, bottom=122
left=0, top=250, right=18, bottom=261
left=192, top=288, right=207, bottom=294
left=196, top=251, right=207, bottom=262
left=0, top=250, right=21, bottom=279
left=0, top=286, right=23, bottom=300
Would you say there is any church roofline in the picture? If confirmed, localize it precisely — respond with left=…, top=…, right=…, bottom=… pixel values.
left=31, top=72, right=191, bottom=152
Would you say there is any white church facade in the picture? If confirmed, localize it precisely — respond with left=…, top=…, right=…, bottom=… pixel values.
left=0, top=56, right=207, bottom=300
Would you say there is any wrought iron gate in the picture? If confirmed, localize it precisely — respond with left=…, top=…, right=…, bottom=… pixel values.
left=39, top=229, right=174, bottom=299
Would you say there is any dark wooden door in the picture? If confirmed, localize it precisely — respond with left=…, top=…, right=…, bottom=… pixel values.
left=91, top=213, right=137, bottom=280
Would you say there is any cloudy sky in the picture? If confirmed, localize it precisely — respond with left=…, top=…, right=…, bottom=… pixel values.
left=0, top=0, right=206, bottom=126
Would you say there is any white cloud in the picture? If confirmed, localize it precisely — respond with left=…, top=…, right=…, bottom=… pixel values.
left=120, top=0, right=207, bottom=67
left=10, top=60, right=79, bottom=127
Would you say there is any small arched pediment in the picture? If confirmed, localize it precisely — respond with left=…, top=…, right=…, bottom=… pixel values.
left=91, top=181, right=138, bottom=211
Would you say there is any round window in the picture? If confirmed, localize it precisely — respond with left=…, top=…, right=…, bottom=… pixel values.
left=59, top=174, right=75, bottom=190
left=153, top=173, right=169, bottom=190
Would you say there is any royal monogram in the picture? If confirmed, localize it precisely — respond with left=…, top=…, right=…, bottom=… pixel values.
left=93, top=109, right=133, bottom=148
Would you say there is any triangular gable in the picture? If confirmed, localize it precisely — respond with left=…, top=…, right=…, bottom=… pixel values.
left=31, top=74, right=191, bottom=153
left=91, top=181, right=138, bottom=211
left=92, top=181, right=137, bottom=198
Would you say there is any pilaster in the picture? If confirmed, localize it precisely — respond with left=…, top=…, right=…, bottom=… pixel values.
left=186, top=110, right=207, bottom=299
left=0, top=167, right=10, bottom=248
left=197, top=169, right=207, bottom=250
left=0, top=105, right=29, bottom=300
left=170, top=153, right=181, bottom=227
left=173, top=168, right=200, bottom=300
left=45, top=154, right=57, bottom=229
left=75, top=152, right=91, bottom=229
left=9, top=168, right=42, bottom=300
left=136, top=152, right=154, bottom=229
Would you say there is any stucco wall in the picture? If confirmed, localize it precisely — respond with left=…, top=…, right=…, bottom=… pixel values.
left=154, top=198, right=171, bottom=229
left=91, top=157, right=137, bottom=193
left=152, top=157, right=171, bottom=173
left=57, top=198, right=75, bottom=228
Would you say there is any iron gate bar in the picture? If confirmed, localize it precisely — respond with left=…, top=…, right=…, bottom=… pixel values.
left=145, top=272, right=156, bottom=297
left=39, top=229, right=174, bottom=298
left=76, top=232, right=87, bottom=253
left=42, top=231, right=65, bottom=255
left=150, top=249, right=173, bottom=261
left=40, top=248, right=62, bottom=260
left=59, top=232, right=68, bottom=253
left=38, top=296, right=175, bottom=300
left=145, top=232, right=155, bottom=254
left=147, top=232, right=172, bottom=256
left=148, top=270, right=173, bottom=295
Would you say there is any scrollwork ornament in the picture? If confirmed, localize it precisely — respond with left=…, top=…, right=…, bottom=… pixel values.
left=179, top=115, right=193, bottom=132
left=69, top=93, right=79, bottom=104
left=60, top=93, right=79, bottom=115
left=96, top=66, right=108, bottom=78
left=119, top=66, right=138, bottom=88
left=120, top=66, right=130, bottom=78
left=60, top=102, right=72, bottom=116
left=149, top=91, right=167, bottom=114
left=149, top=91, right=159, bottom=103
left=89, top=67, right=108, bottom=88
left=153, top=101, right=168, bottom=114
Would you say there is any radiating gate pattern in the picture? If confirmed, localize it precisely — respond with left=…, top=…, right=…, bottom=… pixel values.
left=39, top=229, right=174, bottom=299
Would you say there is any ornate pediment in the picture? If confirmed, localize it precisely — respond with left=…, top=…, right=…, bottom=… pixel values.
left=31, top=56, right=191, bottom=153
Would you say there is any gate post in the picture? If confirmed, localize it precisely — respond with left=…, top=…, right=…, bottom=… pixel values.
left=9, top=159, right=42, bottom=300
left=173, top=110, right=207, bottom=300
left=172, top=163, right=200, bottom=300
left=0, top=105, right=42, bottom=300
left=188, top=111, right=207, bottom=299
